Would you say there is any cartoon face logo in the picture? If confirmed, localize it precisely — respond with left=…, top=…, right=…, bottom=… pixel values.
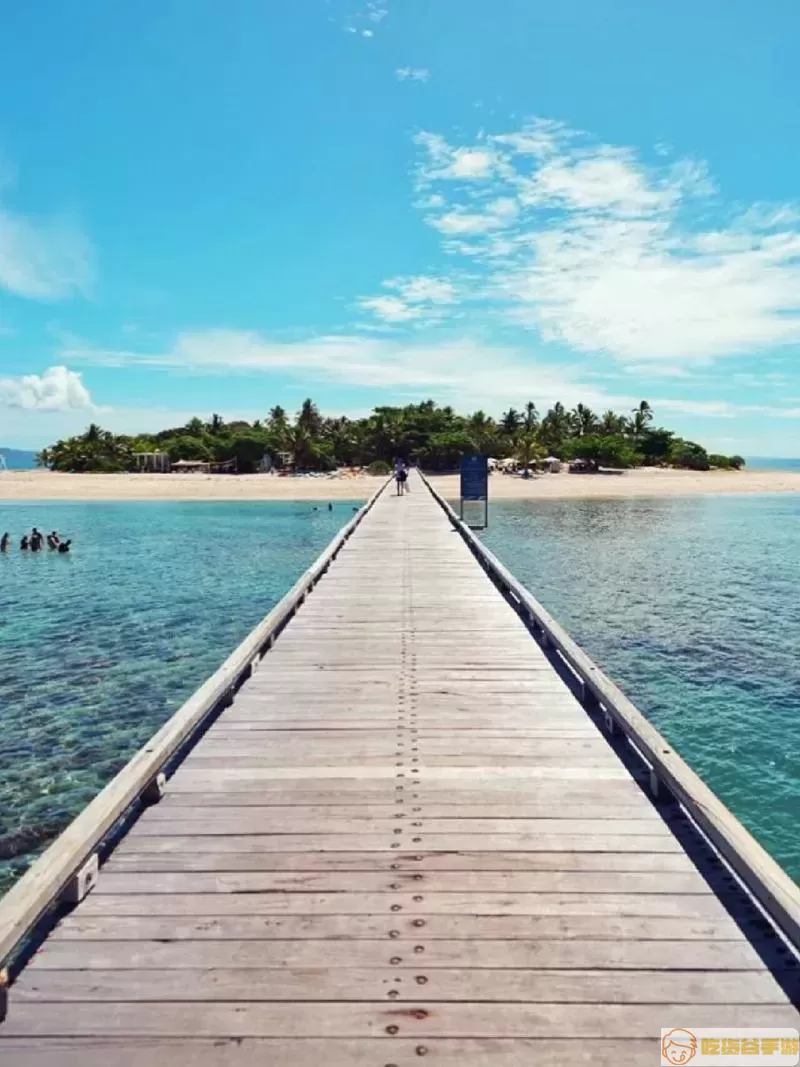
left=662, top=1029, right=697, bottom=1065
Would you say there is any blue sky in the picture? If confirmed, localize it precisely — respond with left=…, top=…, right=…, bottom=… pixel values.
left=1, top=0, right=800, bottom=454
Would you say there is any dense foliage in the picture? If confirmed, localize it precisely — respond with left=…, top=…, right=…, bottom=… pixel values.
left=37, top=398, right=745, bottom=474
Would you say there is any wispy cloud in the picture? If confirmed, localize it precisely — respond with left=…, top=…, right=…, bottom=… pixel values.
left=410, top=118, right=800, bottom=367
left=357, top=295, right=423, bottom=323
left=0, top=171, right=94, bottom=301
left=358, top=275, right=457, bottom=323
left=62, top=330, right=800, bottom=425
left=0, top=365, right=93, bottom=411
left=396, top=67, right=430, bottom=83
left=414, top=133, right=499, bottom=181
left=344, top=1, right=388, bottom=37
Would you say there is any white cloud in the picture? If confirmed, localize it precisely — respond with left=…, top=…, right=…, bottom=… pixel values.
left=409, top=119, right=800, bottom=366
left=430, top=198, right=518, bottom=236
left=414, top=132, right=500, bottom=182
left=388, top=276, right=457, bottom=304
left=368, top=8, right=388, bottom=21
left=362, top=29, right=373, bottom=37
left=0, top=206, right=94, bottom=300
left=396, top=67, right=430, bottom=83
left=62, top=331, right=800, bottom=435
left=0, top=365, right=93, bottom=411
left=358, top=295, right=423, bottom=322
left=358, top=275, right=457, bottom=323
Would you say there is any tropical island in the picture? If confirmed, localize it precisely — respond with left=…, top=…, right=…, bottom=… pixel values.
left=36, top=398, right=744, bottom=474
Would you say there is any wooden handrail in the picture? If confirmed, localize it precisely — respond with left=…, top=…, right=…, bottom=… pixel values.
left=0, top=479, right=389, bottom=970
left=421, top=471, right=800, bottom=949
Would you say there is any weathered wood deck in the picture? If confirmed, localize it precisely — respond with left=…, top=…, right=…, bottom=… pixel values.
left=2, top=470, right=799, bottom=1064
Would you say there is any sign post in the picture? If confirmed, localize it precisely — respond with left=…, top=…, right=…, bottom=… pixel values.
left=459, top=454, right=489, bottom=529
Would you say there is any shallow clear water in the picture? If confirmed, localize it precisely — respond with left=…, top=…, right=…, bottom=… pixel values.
left=480, top=494, right=800, bottom=882
left=0, top=500, right=362, bottom=892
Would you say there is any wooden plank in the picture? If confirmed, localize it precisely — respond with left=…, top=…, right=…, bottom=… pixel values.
left=178, top=754, right=620, bottom=768
left=120, top=832, right=685, bottom=852
left=151, top=801, right=660, bottom=820
left=90, top=869, right=711, bottom=895
left=103, top=850, right=696, bottom=873
left=47, top=912, right=761, bottom=943
left=0, top=1037, right=664, bottom=1067
left=30, top=937, right=771, bottom=970
left=129, top=816, right=672, bottom=837
left=16, top=967, right=794, bottom=1004
left=3, top=1001, right=798, bottom=1038
left=163, top=766, right=634, bottom=782
left=75, top=891, right=736, bottom=918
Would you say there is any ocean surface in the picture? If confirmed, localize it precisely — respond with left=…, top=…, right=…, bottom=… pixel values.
left=0, top=449, right=37, bottom=470
left=1, top=492, right=799, bottom=896
left=481, top=494, right=800, bottom=881
left=0, top=500, right=362, bottom=892
left=745, top=456, right=800, bottom=472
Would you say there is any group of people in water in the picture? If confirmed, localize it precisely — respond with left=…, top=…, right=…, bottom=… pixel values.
left=0, top=528, right=72, bottom=554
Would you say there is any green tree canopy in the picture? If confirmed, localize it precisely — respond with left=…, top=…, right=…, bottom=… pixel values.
left=37, top=400, right=745, bottom=475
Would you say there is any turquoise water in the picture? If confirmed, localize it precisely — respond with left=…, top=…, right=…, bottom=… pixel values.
left=480, top=494, right=800, bottom=882
left=745, top=457, right=800, bottom=472
left=0, top=500, right=362, bottom=893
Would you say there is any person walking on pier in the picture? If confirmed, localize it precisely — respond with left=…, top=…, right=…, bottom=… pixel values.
left=394, top=460, right=408, bottom=496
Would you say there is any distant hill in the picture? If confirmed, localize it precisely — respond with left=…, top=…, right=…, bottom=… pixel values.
left=0, top=448, right=37, bottom=470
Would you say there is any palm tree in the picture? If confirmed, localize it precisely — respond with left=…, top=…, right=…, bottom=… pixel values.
left=539, top=402, right=571, bottom=453
left=515, top=429, right=543, bottom=470
left=501, top=408, right=523, bottom=435
left=522, top=401, right=539, bottom=433
left=571, top=404, right=598, bottom=437
left=630, top=400, right=653, bottom=438
left=83, top=423, right=104, bottom=443
left=600, top=410, right=627, bottom=435
left=467, top=410, right=498, bottom=454
left=297, top=398, right=322, bottom=437
left=206, top=413, right=224, bottom=435
left=368, top=407, right=408, bottom=462
left=284, top=423, right=314, bottom=469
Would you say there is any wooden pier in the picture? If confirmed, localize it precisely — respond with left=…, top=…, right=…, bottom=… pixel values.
left=1, top=470, right=799, bottom=1064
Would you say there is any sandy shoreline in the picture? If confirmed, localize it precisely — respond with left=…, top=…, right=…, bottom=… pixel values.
left=0, top=467, right=798, bottom=501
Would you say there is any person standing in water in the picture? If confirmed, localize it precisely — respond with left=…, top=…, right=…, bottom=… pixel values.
left=20, top=534, right=29, bottom=551
left=57, top=539, right=72, bottom=554
left=0, top=533, right=9, bottom=552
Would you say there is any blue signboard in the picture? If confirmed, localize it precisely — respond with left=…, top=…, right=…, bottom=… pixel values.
left=460, top=454, right=489, bottom=501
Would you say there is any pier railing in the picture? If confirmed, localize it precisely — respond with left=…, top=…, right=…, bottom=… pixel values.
left=0, top=480, right=388, bottom=979
left=422, top=472, right=800, bottom=950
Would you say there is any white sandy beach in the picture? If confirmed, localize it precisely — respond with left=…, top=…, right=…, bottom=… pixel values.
left=1, top=467, right=799, bottom=501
